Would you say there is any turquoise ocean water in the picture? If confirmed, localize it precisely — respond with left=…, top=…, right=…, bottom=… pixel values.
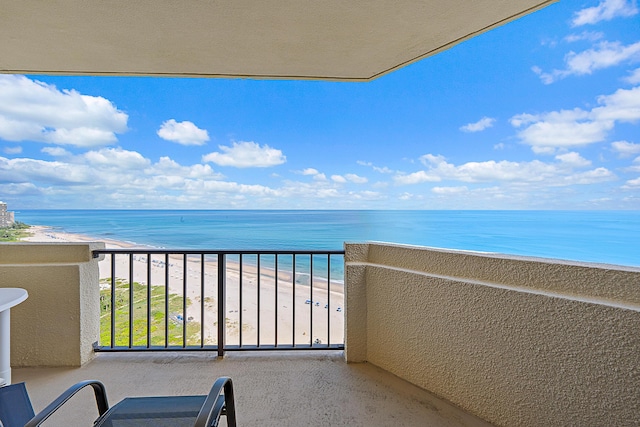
left=15, top=210, right=640, bottom=268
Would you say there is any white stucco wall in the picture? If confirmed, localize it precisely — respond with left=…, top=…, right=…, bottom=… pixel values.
left=345, top=242, right=640, bottom=427
left=0, top=243, right=104, bottom=367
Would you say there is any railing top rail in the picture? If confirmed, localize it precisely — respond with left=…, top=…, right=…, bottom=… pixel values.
left=93, top=249, right=345, bottom=256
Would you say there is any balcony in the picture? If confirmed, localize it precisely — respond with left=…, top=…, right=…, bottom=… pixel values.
left=14, top=351, right=492, bottom=426
left=2, top=242, right=639, bottom=426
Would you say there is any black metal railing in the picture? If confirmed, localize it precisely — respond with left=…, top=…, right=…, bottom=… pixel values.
left=92, top=249, right=345, bottom=355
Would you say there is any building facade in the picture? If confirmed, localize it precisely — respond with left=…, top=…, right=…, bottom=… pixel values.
left=0, top=202, right=15, bottom=227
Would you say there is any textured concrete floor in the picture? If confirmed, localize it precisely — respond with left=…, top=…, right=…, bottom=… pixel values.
left=13, top=351, right=493, bottom=427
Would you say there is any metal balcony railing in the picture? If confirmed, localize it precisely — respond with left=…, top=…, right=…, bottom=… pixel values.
left=92, top=249, right=345, bottom=355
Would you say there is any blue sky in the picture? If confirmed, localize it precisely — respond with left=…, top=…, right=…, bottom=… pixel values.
left=1, top=0, right=639, bottom=210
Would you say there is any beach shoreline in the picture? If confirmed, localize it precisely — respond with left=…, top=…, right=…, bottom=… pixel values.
left=22, top=225, right=345, bottom=346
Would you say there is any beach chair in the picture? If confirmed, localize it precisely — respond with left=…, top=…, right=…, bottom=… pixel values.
left=0, top=377, right=236, bottom=427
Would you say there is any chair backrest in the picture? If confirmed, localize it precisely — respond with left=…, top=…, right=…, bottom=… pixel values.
left=0, top=383, right=35, bottom=427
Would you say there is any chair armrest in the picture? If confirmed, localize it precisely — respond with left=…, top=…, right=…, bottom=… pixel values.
left=193, top=377, right=236, bottom=427
left=25, top=380, right=109, bottom=427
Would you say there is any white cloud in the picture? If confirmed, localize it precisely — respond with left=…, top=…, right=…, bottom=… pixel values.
left=202, top=141, right=286, bottom=168
left=83, top=147, right=150, bottom=169
left=345, top=174, right=368, bottom=184
left=432, top=186, right=469, bottom=194
left=572, top=0, right=638, bottom=26
left=534, top=41, right=640, bottom=84
left=394, top=170, right=442, bottom=185
left=564, top=31, right=604, bottom=43
left=3, top=146, right=22, bottom=154
left=511, top=86, right=640, bottom=152
left=357, top=160, right=393, bottom=174
left=300, top=168, right=327, bottom=181
left=332, top=173, right=368, bottom=184
left=157, top=119, right=209, bottom=146
left=394, top=154, right=614, bottom=187
left=555, top=152, right=592, bottom=167
left=0, top=75, right=128, bottom=147
left=494, top=143, right=505, bottom=150
left=563, top=167, right=615, bottom=184
left=41, top=147, right=70, bottom=157
left=622, top=177, right=640, bottom=188
left=460, top=117, right=496, bottom=132
left=0, top=156, right=94, bottom=184
left=625, top=156, right=640, bottom=172
left=151, top=156, right=221, bottom=179
left=301, top=168, right=319, bottom=175
left=612, top=140, right=640, bottom=156
left=623, top=67, right=640, bottom=84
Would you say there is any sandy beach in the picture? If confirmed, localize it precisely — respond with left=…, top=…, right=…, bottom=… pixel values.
left=23, top=226, right=345, bottom=347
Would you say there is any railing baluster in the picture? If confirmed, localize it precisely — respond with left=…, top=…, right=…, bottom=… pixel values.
left=183, top=254, right=187, bottom=348
left=164, top=253, right=169, bottom=348
left=110, top=254, right=115, bottom=349
left=239, top=254, right=243, bottom=348
left=275, top=254, right=278, bottom=347
left=310, top=254, right=313, bottom=348
left=201, top=254, right=205, bottom=348
left=327, top=254, right=331, bottom=347
left=147, top=253, right=151, bottom=348
left=217, top=253, right=226, bottom=357
left=129, top=253, right=134, bottom=348
left=257, top=254, right=261, bottom=348
left=292, top=254, right=296, bottom=347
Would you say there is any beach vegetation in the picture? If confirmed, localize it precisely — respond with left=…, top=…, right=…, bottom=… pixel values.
left=0, top=222, right=31, bottom=242
left=99, top=278, right=205, bottom=347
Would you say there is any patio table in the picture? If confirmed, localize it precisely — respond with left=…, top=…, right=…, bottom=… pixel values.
left=0, top=288, right=28, bottom=385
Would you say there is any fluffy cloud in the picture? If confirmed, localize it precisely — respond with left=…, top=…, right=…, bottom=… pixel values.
left=612, top=140, right=640, bottom=156
left=432, top=186, right=469, bottom=194
left=511, top=86, right=640, bottom=152
left=0, top=148, right=226, bottom=205
left=298, top=168, right=326, bottom=180
left=41, top=147, right=71, bottom=157
left=394, top=170, right=442, bottom=185
left=357, top=161, right=393, bottom=174
left=202, top=141, right=286, bottom=168
left=332, top=174, right=368, bottom=184
left=157, top=119, right=210, bottom=146
left=83, top=147, right=150, bottom=169
left=572, top=0, right=638, bottom=26
left=0, top=75, right=128, bottom=147
left=0, top=156, right=94, bottom=184
left=622, top=177, right=640, bottom=189
left=555, top=152, right=592, bottom=167
left=460, top=117, right=496, bottom=132
left=624, top=68, right=640, bottom=84
left=3, top=146, right=22, bottom=155
left=534, top=41, right=640, bottom=84
left=564, top=31, right=604, bottom=43
left=301, top=168, right=319, bottom=175
left=393, top=154, right=615, bottom=187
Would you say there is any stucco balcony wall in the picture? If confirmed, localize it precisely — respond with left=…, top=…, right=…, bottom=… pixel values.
left=344, top=242, right=640, bottom=427
left=0, top=243, right=104, bottom=367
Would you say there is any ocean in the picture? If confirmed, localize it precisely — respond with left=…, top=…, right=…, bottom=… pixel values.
left=15, top=210, right=640, bottom=268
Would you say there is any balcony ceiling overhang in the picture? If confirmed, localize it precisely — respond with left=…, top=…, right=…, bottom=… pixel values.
left=1, top=0, right=555, bottom=81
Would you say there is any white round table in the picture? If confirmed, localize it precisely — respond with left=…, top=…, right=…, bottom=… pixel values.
left=0, top=288, right=28, bottom=385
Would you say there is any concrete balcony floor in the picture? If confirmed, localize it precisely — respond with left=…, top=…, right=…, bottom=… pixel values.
left=14, top=351, right=492, bottom=427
